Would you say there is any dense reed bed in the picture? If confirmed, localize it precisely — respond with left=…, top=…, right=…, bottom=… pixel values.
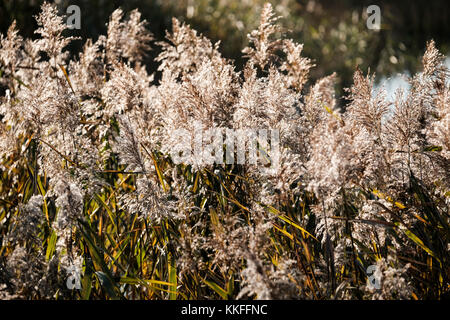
left=0, top=3, right=448, bottom=299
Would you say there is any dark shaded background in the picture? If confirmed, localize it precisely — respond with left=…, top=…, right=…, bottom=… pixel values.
left=1, top=0, right=449, bottom=95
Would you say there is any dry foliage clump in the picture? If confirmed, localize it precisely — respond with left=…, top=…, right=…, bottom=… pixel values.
left=0, top=2, right=448, bottom=300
